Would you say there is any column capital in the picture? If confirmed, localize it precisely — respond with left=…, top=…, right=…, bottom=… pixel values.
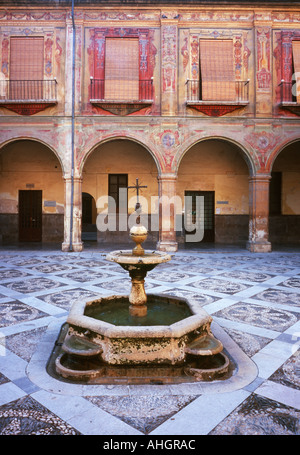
left=249, top=173, right=271, bottom=183
left=63, top=174, right=83, bottom=182
left=157, top=173, right=177, bottom=182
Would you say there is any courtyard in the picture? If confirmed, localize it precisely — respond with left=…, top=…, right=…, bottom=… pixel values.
left=0, top=242, right=299, bottom=436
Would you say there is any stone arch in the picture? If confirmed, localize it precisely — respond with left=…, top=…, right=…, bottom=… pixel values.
left=80, top=136, right=161, bottom=245
left=175, top=135, right=255, bottom=176
left=79, top=135, right=162, bottom=177
left=267, top=137, right=300, bottom=173
left=176, top=136, right=253, bottom=245
left=0, top=137, right=65, bottom=244
left=267, top=137, right=300, bottom=246
left=0, top=136, right=65, bottom=176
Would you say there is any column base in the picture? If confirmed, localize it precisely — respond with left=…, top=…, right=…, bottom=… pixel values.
left=62, top=242, right=84, bottom=252
left=156, top=240, right=178, bottom=252
left=246, top=241, right=272, bottom=253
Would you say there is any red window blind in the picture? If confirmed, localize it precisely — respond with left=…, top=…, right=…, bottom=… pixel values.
left=105, top=38, right=139, bottom=101
left=10, top=37, right=44, bottom=100
left=292, top=41, right=300, bottom=103
left=199, top=39, right=235, bottom=101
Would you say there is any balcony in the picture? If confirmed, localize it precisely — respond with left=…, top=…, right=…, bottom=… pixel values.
left=89, top=78, right=153, bottom=115
left=0, top=79, right=57, bottom=115
left=186, top=80, right=249, bottom=116
left=278, top=80, right=300, bottom=116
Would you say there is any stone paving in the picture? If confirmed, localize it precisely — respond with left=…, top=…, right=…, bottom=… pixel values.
left=0, top=243, right=299, bottom=436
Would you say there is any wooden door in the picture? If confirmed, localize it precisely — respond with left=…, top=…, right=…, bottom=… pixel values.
left=19, top=190, right=42, bottom=242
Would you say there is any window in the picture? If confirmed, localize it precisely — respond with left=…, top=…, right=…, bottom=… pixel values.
left=199, top=39, right=235, bottom=101
left=10, top=37, right=44, bottom=100
left=89, top=28, right=155, bottom=113
left=105, top=38, right=139, bottom=101
left=108, top=174, right=128, bottom=213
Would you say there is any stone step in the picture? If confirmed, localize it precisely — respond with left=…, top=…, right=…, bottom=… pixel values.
left=62, top=334, right=103, bottom=357
left=185, top=334, right=223, bottom=356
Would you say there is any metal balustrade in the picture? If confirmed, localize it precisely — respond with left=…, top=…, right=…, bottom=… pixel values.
left=89, top=78, right=153, bottom=102
left=186, top=79, right=249, bottom=103
left=0, top=79, right=57, bottom=102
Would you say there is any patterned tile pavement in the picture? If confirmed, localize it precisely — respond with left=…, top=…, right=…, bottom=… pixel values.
left=0, top=243, right=299, bottom=438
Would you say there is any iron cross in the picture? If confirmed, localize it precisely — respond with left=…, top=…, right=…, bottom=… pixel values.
left=128, top=178, right=147, bottom=208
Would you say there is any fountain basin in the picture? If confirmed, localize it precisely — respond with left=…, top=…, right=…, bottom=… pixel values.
left=65, top=294, right=217, bottom=365
left=106, top=249, right=171, bottom=267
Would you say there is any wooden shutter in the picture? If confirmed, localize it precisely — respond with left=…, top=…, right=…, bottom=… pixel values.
left=10, top=37, right=44, bottom=100
left=105, top=38, right=139, bottom=101
left=199, top=39, right=235, bottom=101
left=292, top=41, right=300, bottom=103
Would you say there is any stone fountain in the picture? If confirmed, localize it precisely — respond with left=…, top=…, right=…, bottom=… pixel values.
left=54, top=181, right=230, bottom=383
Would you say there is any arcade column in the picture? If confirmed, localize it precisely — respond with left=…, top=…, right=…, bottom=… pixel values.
left=247, top=174, right=272, bottom=253
left=62, top=176, right=83, bottom=252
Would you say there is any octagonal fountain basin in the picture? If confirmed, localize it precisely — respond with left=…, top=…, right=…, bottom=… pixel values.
left=59, top=294, right=222, bottom=367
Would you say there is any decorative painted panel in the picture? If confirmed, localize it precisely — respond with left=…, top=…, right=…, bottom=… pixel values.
left=256, top=28, right=271, bottom=91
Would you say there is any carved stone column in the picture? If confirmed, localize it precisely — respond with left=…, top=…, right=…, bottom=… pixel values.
left=62, top=176, right=83, bottom=252
left=247, top=174, right=272, bottom=253
left=156, top=174, right=178, bottom=252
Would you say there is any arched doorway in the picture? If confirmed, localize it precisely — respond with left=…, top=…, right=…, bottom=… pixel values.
left=0, top=139, right=64, bottom=243
left=82, top=139, right=159, bottom=245
left=82, top=192, right=97, bottom=241
left=269, top=140, right=300, bottom=245
left=177, top=139, right=250, bottom=246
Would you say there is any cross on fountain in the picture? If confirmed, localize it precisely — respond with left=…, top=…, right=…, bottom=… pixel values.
left=128, top=178, right=147, bottom=211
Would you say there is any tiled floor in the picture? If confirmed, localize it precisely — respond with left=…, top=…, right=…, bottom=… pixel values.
left=0, top=243, right=299, bottom=436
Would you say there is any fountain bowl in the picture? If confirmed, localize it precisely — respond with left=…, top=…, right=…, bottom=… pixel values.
left=65, top=294, right=217, bottom=365
left=106, top=249, right=171, bottom=268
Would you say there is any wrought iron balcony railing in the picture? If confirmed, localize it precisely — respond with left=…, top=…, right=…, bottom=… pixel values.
left=89, top=78, right=153, bottom=102
left=0, top=79, right=57, bottom=102
left=186, top=80, right=249, bottom=104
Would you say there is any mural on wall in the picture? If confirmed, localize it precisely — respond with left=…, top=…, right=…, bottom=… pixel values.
left=83, top=11, right=160, bottom=22
left=256, top=28, right=271, bottom=91
left=161, top=25, right=177, bottom=94
left=245, top=131, right=284, bottom=172
left=1, top=36, right=9, bottom=76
